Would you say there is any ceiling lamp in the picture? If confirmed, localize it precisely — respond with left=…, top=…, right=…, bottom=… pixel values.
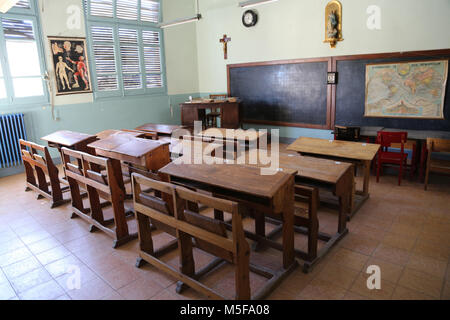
left=238, top=0, right=279, bottom=8
left=158, top=0, right=202, bottom=29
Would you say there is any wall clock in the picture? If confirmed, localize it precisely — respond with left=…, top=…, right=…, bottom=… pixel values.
left=242, top=10, right=258, bottom=28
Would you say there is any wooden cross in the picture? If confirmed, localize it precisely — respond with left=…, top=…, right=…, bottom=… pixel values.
left=219, top=34, right=231, bottom=60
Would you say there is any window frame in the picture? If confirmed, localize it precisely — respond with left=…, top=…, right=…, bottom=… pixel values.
left=84, top=0, right=167, bottom=100
left=0, top=0, right=49, bottom=106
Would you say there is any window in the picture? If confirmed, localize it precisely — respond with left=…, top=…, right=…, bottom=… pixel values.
left=0, top=0, right=47, bottom=104
left=85, top=0, right=164, bottom=98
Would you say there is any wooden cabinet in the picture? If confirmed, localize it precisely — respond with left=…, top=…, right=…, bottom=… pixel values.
left=180, top=102, right=241, bottom=129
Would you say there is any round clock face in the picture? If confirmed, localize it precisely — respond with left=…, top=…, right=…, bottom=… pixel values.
left=242, top=10, right=258, bottom=27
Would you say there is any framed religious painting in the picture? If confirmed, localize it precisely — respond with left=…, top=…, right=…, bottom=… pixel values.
left=48, top=37, right=92, bottom=95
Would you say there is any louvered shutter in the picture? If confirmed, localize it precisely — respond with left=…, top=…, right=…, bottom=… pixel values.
left=14, top=0, right=31, bottom=9
left=88, top=0, right=114, bottom=18
left=142, top=30, right=162, bottom=88
left=91, top=25, right=118, bottom=91
left=119, top=28, right=141, bottom=90
left=85, top=0, right=163, bottom=95
left=141, top=0, right=160, bottom=23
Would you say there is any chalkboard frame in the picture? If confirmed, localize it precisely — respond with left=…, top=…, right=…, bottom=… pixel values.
left=227, top=57, right=334, bottom=129
left=226, top=49, right=450, bottom=131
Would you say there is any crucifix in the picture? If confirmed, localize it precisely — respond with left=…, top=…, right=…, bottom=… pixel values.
left=219, top=34, right=231, bottom=60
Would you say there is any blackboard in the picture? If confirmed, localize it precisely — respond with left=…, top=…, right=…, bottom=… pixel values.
left=228, top=60, right=330, bottom=128
left=335, top=54, right=450, bottom=131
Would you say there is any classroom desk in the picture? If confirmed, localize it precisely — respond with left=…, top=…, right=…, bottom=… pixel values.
left=88, top=135, right=170, bottom=171
left=42, top=130, right=97, bottom=154
left=180, top=101, right=241, bottom=129
left=134, top=123, right=187, bottom=136
left=239, top=152, right=353, bottom=270
left=95, top=129, right=146, bottom=140
left=197, top=128, right=268, bottom=149
left=287, top=137, right=380, bottom=217
left=159, top=159, right=297, bottom=299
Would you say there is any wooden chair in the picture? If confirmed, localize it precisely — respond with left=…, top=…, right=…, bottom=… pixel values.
left=334, top=126, right=361, bottom=142
left=376, top=131, right=410, bottom=186
left=424, top=138, right=450, bottom=190
left=132, top=173, right=252, bottom=300
left=61, top=147, right=137, bottom=248
left=19, top=139, right=70, bottom=208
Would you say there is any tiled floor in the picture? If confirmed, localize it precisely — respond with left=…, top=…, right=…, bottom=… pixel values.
left=0, top=150, right=449, bottom=300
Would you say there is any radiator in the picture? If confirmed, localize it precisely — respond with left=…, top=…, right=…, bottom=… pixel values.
left=0, top=113, right=27, bottom=168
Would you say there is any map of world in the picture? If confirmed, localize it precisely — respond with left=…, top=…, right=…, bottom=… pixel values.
left=365, top=60, right=448, bottom=119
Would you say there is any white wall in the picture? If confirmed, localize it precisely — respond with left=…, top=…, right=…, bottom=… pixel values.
left=194, top=0, right=450, bottom=93
left=38, top=0, right=93, bottom=106
left=162, top=0, right=200, bottom=95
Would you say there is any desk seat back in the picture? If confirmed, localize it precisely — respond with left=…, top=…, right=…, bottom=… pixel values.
left=19, top=139, right=53, bottom=173
left=377, top=131, right=408, bottom=154
left=132, top=173, right=244, bottom=263
left=61, top=147, right=122, bottom=203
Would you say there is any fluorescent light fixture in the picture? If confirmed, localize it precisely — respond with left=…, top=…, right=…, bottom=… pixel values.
left=0, top=0, right=19, bottom=13
left=158, top=14, right=202, bottom=29
left=238, top=0, right=278, bottom=8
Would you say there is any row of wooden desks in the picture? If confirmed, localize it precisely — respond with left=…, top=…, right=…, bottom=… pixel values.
left=287, top=137, right=380, bottom=217
left=38, top=128, right=361, bottom=297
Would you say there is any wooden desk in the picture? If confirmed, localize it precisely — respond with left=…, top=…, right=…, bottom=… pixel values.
left=42, top=130, right=97, bottom=154
left=287, top=137, right=379, bottom=216
left=240, top=152, right=353, bottom=270
left=88, top=135, right=170, bottom=171
left=198, top=128, right=267, bottom=149
left=159, top=160, right=297, bottom=299
left=180, top=102, right=240, bottom=129
left=134, top=123, right=186, bottom=136
left=95, top=129, right=145, bottom=140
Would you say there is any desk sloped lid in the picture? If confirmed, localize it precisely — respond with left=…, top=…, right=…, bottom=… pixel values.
left=41, top=130, right=96, bottom=147
left=89, top=136, right=169, bottom=158
left=160, top=159, right=295, bottom=199
left=287, top=137, right=380, bottom=161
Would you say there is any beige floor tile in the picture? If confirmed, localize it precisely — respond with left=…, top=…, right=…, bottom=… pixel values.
left=2, top=256, right=42, bottom=279
left=364, top=257, right=404, bottom=284
left=67, top=277, right=114, bottom=300
left=381, top=233, right=417, bottom=251
left=328, top=248, right=370, bottom=272
left=117, top=277, right=164, bottom=300
left=9, top=267, right=52, bottom=293
left=0, top=282, right=17, bottom=300
left=18, top=280, right=64, bottom=300
left=35, top=245, right=71, bottom=265
left=442, top=282, right=450, bottom=300
left=373, top=243, right=411, bottom=266
left=349, top=273, right=395, bottom=300
left=398, top=268, right=443, bottom=298
left=406, top=253, right=447, bottom=279
left=0, top=247, right=32, bottom=267
left=99, top=264, right=142, bottom=290
left=340, top=233, right=380, bottom=256
left=297, top=278, right=346, bottom=300
left=316, top=263, right=360, bottom=290
left=391, top=285, right=434, bottom=300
